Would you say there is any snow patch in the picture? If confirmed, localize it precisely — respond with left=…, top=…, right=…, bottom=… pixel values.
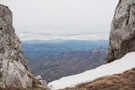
left=48, top=52, right=135, bottom=90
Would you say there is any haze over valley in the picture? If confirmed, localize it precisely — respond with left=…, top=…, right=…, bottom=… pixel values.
left=22, top=40, right=108, bottom=59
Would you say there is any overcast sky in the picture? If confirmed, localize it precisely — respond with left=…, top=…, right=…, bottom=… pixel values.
left=0, top=0, right=118, bottom=40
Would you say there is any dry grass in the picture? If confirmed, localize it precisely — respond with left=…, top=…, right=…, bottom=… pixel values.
left=11, top=60, right=19, bottom=63
left=15, top=59, right=19, bottom=62
left=62, top=68, right=135, bottom=90
left=28, top=72, right=34, bottom=79
left=0, top=87, right=47, bottom=90
left=105, top=55, right=116, bottom=63
left=0, top=87, right=27, bottom=90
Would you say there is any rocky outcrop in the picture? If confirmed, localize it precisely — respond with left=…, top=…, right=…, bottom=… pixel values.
left=0, top=4, right=48, bottom=89
left=106, top=0, right=135, bottom=63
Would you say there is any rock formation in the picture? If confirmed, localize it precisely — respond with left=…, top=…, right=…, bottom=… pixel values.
left=106, top=0, right=135, bottom=63
left=0, top=4, right=48, bottom=89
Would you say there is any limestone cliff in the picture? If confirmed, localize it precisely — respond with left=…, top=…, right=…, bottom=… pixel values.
left=0, top=4, right=48, bottom=89
left=106, top=0, right=135, bottom=63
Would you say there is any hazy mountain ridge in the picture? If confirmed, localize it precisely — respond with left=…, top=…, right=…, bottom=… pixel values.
left=29, top=46, right=108, bottom=83
left=22, top=40, right=108, bottom=59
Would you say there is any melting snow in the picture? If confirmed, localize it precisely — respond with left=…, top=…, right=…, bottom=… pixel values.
left=48, top=52, right=135, bottom=90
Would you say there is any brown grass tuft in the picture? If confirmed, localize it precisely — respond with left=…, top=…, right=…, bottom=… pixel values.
left=28, top=72, right=34, bottom=79
left=105, top=55, right=116, bottom=63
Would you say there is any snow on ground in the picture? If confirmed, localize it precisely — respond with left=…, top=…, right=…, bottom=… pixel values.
left=48, top=52, right=135, bottom=90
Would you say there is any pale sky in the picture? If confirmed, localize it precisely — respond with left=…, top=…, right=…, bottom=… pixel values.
left=0, top=0, right=118, bottom=40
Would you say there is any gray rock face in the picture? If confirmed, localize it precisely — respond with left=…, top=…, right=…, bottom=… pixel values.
left=0, top=4, right=28, bottom=70
left=0, top=4, right=48, bottom=89
left=106, top=0, right=135, bottom=63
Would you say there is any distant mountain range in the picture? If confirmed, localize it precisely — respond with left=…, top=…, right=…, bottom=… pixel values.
left=22, top=40, right=108, bottom=59
left=29, top=46, right=108, bottom=83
